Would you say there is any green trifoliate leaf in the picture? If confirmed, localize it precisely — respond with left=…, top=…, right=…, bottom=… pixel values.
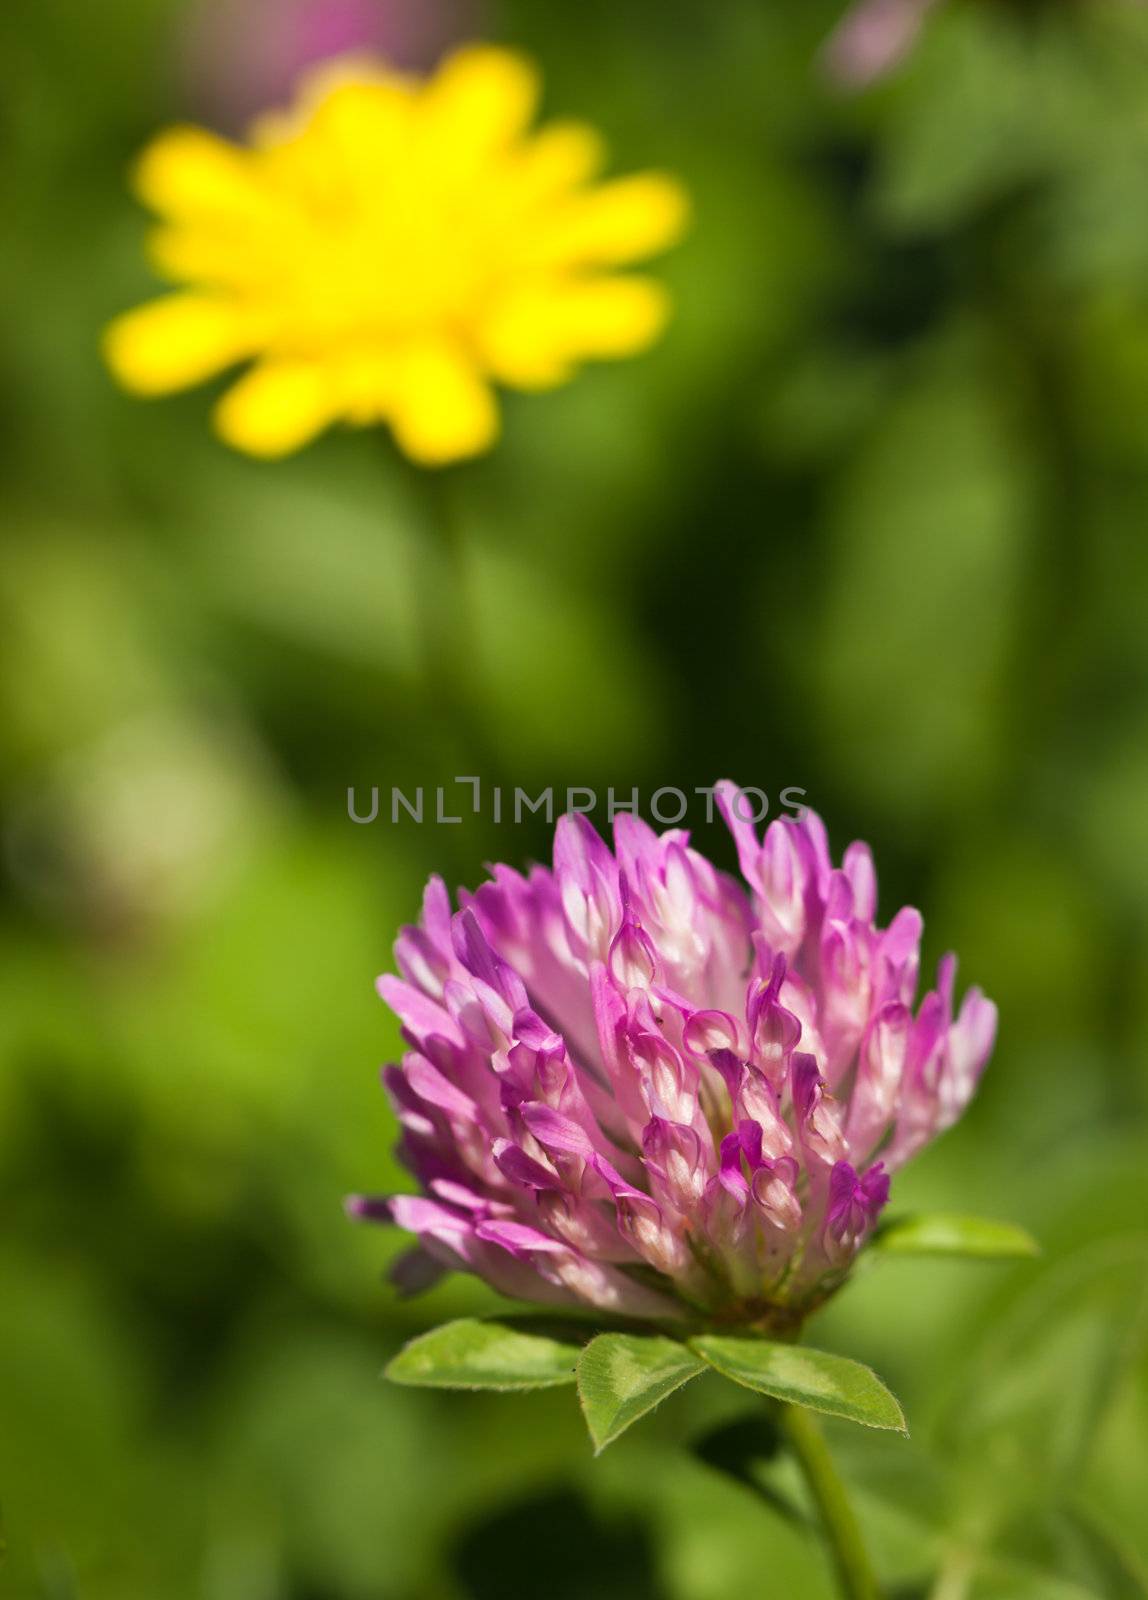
left=690, top=1336, right=907, bottom=1434
left=385, top=1318, right=583, bottom=1390
left=872, top=1212, right=1040, bottom=1261
left=576, top=1333, right=707, bottom=1453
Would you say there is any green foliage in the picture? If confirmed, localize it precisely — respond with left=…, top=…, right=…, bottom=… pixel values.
left=386, top=1319, right=585, bottom=1390
left=871, top=1213, right=1040, bottom=1261
left=691, top=1338, right=907, bottom=1434
left=576, top=1334, right=708, bottom=1452
left=388, top=1320, right=913, bottom=1450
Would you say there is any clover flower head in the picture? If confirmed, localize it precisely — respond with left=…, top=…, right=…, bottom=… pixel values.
left=352, top=786, right=997, bottom=1328
left=103, top=44, right=689, bottom=463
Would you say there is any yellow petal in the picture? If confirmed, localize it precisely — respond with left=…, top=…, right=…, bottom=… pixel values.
left=147, top=224, right=272, bottom=286
left=473, top=292, right=574, bottom=390
left=477, top=275, right=671, bottom=386
left=133, top=127, right=270, bottom=221
left=511, top=120, right=606, bottom=202
left=549, top=277, right=672, bottom=355
left=537, top=173, right=690, bottom=266
left=103, top=294, right=251, bottom=394
left=389, top=341, right=499, bottom=465
left=421, top=46, right=540, bottom=158
left=334, top=350, right=399, bottom=424
left=213, top=359, right=339, bottom=457
left=309, top=79, right=413, bottom=176
left=264, top=55, right=412, bottom=142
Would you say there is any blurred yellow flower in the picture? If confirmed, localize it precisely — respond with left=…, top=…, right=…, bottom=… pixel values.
left=103, top=46, right=689, bottom=464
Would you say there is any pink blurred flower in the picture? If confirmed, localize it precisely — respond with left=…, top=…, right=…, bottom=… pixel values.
left=182, top=0, right=477, bottom=129
left=351, top=788, right=996, bottom=1329
left=822, top=0, right=941, bottom=89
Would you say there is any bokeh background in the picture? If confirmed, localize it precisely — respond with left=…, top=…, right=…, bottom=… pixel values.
left=3, top=0, right=1148, bottom=1595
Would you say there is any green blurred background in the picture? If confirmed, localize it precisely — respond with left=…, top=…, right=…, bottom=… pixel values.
left=3, top=0, right=1148, bottom=1595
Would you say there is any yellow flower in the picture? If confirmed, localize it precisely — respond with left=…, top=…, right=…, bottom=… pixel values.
left=103, top=46, right=689, bottom=464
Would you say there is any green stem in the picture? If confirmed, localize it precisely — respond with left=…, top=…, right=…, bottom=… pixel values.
left=386, top=448, right=504, bottom=875
left=407, top=459, right=475, bottom=724
left=780, top=1403, right=881, bottom=1600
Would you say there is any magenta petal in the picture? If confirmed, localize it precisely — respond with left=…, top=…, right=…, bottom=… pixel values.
left=520, top=1103, right=596, bottom=1160
left=750, top=1158, right=802, bottom=1234
left=492, top=1138, right=559, bottom=1191
left=609, top=916, right=658, bottom=989
left=643, top=1116, right=709, bottom=1210
left=715, top=779, right=765, bottom=893
left=344, top=1194, right=394, bottom=1223
left=475, top=1218, right=567, bottom=1256
left=389, top=1247, right=448, bottom=1298
left=377, top=974, right=466, bottom=1049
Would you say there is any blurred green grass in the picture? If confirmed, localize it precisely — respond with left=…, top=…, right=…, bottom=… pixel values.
left=2, top=0, right=1148, bottom=1595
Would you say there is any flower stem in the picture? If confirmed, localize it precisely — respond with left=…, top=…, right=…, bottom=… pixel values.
left=780, top=1403, right=881, bottom=1600
left=409, top=460, right=475, bottom=724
